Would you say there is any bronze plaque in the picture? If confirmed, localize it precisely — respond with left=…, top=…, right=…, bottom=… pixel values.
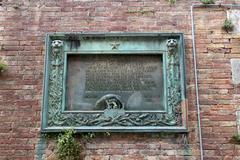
left=42, top=33, right=187, bottom=132
left=66, top=54, right=164, bottom=111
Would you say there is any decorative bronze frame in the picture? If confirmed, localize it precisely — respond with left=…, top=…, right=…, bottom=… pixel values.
left=41, top=33, right=187, bottom=132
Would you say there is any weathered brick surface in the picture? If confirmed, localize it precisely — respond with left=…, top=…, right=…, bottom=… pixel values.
left=0, top=0, right=240, bottom=159
left=193, top=6, right=240, bottom=159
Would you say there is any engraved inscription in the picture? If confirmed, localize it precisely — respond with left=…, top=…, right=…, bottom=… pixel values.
left=67, top=54, right=164, bottom=111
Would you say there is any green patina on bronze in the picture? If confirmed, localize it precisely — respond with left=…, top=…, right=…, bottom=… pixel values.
left=41, top=33, right=187, bottom=132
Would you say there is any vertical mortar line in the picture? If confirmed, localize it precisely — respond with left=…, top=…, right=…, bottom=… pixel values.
left=235, top=84, right=240, bottom=134
left=234, top=83, right=239, bottom=134
left=190, top=5, right=204, bottom=160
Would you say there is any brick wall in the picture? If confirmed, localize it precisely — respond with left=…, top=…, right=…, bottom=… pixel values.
left=0, top=0, right=239, bottom=159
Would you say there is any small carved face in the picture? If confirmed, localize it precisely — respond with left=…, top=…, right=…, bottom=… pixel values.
left=166, top=39, right=177, bottom=49
left=52, top=40, right=63, bottom=48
